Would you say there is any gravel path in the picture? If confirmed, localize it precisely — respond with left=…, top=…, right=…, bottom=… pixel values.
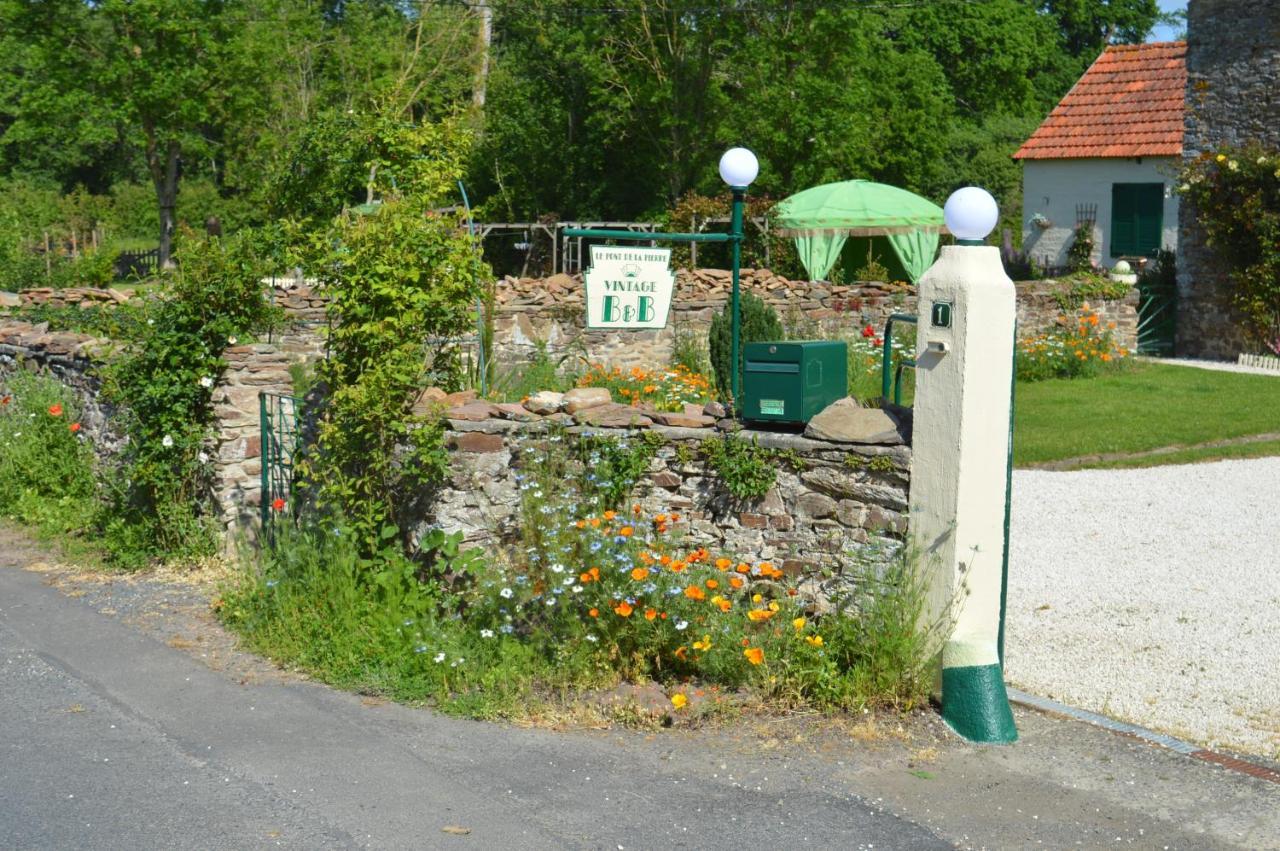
left=1005, top=457, right=1280, bottom=759
left=1139, top=356, right=1280, bottom=377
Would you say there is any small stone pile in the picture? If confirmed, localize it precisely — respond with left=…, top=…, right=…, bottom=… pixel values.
left=19, top=287, right=132, bottom=309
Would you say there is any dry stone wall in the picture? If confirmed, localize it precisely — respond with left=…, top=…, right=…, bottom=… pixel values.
left=1178, top=0, right=1280, bottom=357
left=493, top=270, right=1137, bottom=368
left=0, top=321, right=122, bottom=452
left=427, top=418, right=911, bottom=578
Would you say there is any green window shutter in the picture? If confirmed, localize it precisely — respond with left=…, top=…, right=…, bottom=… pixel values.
left=1111, top=183, right=1164, bottom=257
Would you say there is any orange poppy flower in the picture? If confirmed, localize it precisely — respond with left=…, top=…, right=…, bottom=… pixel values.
left=633, top=504, right=643, bottom=515
left=715, top=557, right=732, bottom=571
left=271, top=497, right=286, bottom=512
left=639, top=551, right=654, bottom=564
left=603, top=510, right=616, bottom=521
left=704, top=579, right=718, bottom=590
left=713, top=597, right=731, bottom=613
left=588, top=608, right=599, bottom=618
left=735, top=563, right=750, bottom=574
left=47, top=403, right=63, bottom=417
left=644, top=608, right=658, bottom=621
left=631, top=567, right=650, bottom=581
left=580, top=571, right=594, bottom=583
left=654, top=514, right=668, bottom=524
left=575, top=519, right=587, bottom=529
left=659, top=555, right=672, bottom=566
left=670, top=560, right=687, bottom=573
left=614, top=602, right=634, bottom=617
left=744, top=647, right=765, bottom=665
left=683, top=585, right=706, bottom=601
left=69, top=422, right=82, bottom=433
left=747, top=609, right=774, bottom=621
left=674, top=646, right=688, bottom=661
left=671, top=513, right=681, bottom=522
left=590, top=518, right=601, bottom=528
left=729, top=576, right=744, bottom=589
left=620, top=526, right=634, bottom=537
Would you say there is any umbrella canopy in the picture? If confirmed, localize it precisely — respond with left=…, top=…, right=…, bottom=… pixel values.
left=773, top=180, right=945, bottom=282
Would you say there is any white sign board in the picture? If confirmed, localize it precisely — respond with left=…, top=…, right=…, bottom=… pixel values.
left=583, top=245, right=675, bottom=329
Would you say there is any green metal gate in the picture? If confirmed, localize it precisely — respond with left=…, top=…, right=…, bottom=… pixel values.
left=1136, top=267, right=1177, bottom=356
left=260, top=391, right=301, bottom=530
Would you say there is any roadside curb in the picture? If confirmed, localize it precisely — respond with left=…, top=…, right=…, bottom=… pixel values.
left=1007, top=687, right=1280, bottom=786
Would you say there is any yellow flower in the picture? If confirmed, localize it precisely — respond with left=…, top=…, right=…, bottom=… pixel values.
left=692, top=634, right=713, bottom=652
left=792, top=617, right=806, bottom=630
left=751, top=593, right=763, bottom=604
left=1216, top=153, right=1227, bottom=162
left=747, top=609, right=775, bottom=622
left=671, top=693, right=688, bottom=710
left=744, top=647, right=765, bottom=665
left=805, top=635, right=824, bottom=647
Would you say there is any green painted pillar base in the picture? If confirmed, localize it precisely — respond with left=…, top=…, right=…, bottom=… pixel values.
left=941, top=663, right=1018, bottom=743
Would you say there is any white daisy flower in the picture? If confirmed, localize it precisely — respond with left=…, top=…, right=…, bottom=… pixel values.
left=161, top=434, right=174, bottom=448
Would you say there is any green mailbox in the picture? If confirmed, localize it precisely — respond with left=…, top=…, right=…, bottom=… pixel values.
left=742, top=340, right=848, bottom=425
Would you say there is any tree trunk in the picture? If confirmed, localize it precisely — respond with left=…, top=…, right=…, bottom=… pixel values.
left=472, top=2, right=493, bottom=110
left=147, top=136, right=181, bottom=270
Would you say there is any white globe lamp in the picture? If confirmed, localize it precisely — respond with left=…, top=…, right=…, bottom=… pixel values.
left=719, top=147, right=759, bottom=189
left=944, top=186, right=999, bottom=244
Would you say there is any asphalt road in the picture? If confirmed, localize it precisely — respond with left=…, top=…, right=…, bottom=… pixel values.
left=0, top=562, right=945, bottom=850
left=3, top=542, right=1279, bottom=851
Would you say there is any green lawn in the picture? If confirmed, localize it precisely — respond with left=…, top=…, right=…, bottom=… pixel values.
left=1013, top=363, right=1280, bottom=467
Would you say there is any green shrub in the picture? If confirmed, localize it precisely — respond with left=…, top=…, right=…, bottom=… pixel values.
left=1065, top=222, right=1095, bottom=272
left=708, top=291, right=782, bottom=401
left=100, top=231, right=279, bottom=567
left=1178, top=144, right=1280, bottom=351
left=701, top=435, right=776, bottom=501
left=0, top=371, right=98, bottom=537
left=290, top=114, right=488, bottom=557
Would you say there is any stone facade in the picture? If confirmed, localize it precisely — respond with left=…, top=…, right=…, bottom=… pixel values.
left=1178, top=0, right=1280, bottom=358
left=428, top=421, right=910, bottom=576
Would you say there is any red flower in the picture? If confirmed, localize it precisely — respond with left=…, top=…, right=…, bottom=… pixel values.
left=873, top=337, right=883, bottom=347
left=69, top=422, right=81, bottom=433
left=271, top=497, right=286, bottom=512
left=861, top=324, right=875, bottom=338
left=48, top=403, right=63, bottom=417
left=1, top=395, right=10, bottom=406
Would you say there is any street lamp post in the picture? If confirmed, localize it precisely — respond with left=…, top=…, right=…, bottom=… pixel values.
left=718, top=147, right=759, bottom=406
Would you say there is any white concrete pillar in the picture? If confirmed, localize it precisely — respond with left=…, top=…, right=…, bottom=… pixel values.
left=909, top=188, right=1017, bottom=743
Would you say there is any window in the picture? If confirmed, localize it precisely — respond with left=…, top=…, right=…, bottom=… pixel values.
left=1110, top=183, right=1164, bottom=257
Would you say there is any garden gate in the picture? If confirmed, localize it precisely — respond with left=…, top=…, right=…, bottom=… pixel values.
left=259, top=391, right=301, bottom=530
left=1136, top=271, right=1177, bottom=355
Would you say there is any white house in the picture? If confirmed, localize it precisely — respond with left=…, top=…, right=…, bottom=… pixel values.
left=1014, top=42, right=1185, bottom=270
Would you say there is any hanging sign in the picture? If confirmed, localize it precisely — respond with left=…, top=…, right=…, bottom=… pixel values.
left=583, top=245, right=675, bottom=329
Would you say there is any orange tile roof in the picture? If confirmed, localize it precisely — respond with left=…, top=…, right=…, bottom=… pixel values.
left=1014, top=42, right=1185, bottom=160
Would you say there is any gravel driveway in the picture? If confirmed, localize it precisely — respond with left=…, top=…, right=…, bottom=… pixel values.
left=1005, top=457, right=1280, bottom=759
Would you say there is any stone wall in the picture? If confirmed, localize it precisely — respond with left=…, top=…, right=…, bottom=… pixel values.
left=0, top=321, right=122, bottom=453
left=491, top=270, right=1138, bottom=369
left=1178, top=0, right=1280, bottom=358
left=0, top=318, right=300, bottom=537
left=428, top=416, right=910, bottom=576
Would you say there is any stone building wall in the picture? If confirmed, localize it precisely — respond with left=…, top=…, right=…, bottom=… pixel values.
left=1178, top=0, right=1280, bottom=358
left=429, top=418, right=910, bottom=577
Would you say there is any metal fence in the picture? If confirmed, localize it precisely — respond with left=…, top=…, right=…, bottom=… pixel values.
left=259, top=391, right=301, bottom=533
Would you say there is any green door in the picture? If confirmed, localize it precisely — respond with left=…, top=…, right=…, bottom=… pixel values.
left=1110, top=183, right=1164, bottom=258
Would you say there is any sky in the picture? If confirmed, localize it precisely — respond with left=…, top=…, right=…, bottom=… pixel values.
left=1148, top=0, right=1188, bottom=42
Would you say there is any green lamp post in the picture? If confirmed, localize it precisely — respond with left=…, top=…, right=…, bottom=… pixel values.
left=718, top=147, right=759, bottom=405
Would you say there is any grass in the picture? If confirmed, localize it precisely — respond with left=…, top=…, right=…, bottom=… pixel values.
left=1014, top=362, right=1280, bottom=467
left=1085, top=439, right=1280, bottom=470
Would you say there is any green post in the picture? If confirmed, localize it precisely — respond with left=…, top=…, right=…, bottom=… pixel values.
left=258, top=391, right=269, bottom=532
left=729, top=186, right=745, bottom=405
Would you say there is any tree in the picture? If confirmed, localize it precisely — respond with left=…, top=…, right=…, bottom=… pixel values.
left=0, top=0, right=256, bottom=267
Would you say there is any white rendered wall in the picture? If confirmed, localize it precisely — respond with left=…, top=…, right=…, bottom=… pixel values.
left=1020, top=157, right=1179, bottom=268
